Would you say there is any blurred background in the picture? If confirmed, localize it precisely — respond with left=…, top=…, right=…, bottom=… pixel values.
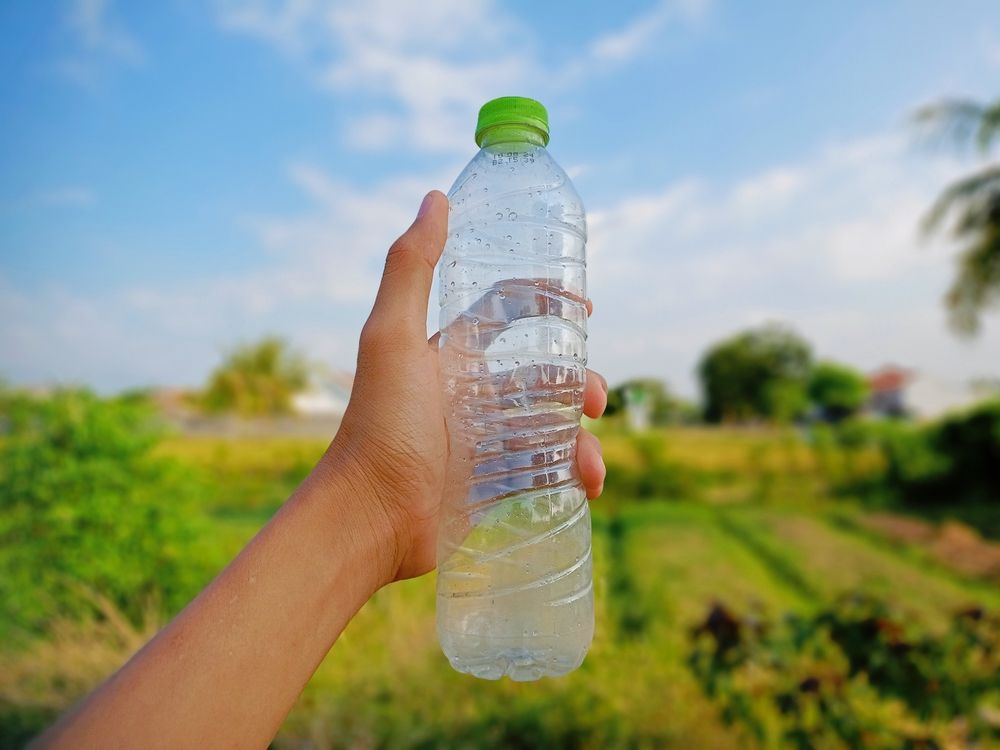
left=2, top=1, right=999, bottom=748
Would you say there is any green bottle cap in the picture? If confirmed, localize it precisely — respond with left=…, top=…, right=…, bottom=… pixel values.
left=475, top=96, right=550, bottom=147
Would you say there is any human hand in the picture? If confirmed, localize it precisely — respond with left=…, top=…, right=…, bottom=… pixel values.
left=325, top=191, right=607, bottom=584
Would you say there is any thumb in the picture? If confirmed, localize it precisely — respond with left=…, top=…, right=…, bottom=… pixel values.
left=367, top=190, right=448, bottom=339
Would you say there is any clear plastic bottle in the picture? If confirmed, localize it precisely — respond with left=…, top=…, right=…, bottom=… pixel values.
left=436, top=97, right=592, bottom=681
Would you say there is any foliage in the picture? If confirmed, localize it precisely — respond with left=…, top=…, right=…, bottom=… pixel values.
left=4, top=422, right=1000, bottom=747
left=201, top=336, right=309, bottom=416
left=808, top=361, right=870, bottom=422
left=916, top=97, right=1000, bottom=334
left=689, top=595, right=1000, bottom=749
left=0, top=594, right=160, bottom=747
left=833, top=401, right=1000, bottom=516
left=601, top=431, right=703, bottom=502
left=0, top=390, right=213, bottom=637
left=698, top=323, right=813, bottom=424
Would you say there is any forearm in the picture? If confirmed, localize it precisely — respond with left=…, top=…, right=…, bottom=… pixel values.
left=36, top=453, right=397, bottom=750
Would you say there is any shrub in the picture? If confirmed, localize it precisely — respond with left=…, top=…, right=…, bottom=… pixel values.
left=689, top=595, right=1000, bottom=748
left=602, top=432, right=702, bottom=502
left=808, top=361, right=870, bottom=422
left=830, top=401, right=1000, bottom=515
left=201, top=336, right=308, bottom=416
left=0, top=390, right=214, bottom=637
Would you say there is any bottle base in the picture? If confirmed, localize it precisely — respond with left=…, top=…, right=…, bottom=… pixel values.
left=445, top=646, right=587, bottom=681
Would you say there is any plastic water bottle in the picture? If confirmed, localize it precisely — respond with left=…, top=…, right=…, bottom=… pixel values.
left=435, top=96, right=592, bottom=680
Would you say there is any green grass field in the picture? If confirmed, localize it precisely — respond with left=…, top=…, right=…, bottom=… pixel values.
left=3, top=427, right=997, bottom=748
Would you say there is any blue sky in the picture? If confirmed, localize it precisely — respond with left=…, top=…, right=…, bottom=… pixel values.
left=1, top=0, right=999, bottom=396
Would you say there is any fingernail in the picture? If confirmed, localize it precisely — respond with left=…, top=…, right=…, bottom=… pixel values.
left=416, top=192, right=435, bottom=220
left=599, top=373, right=608, bottom=394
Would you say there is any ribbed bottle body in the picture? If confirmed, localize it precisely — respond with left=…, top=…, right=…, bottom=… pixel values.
left=435, top=142, right=591, bottom=681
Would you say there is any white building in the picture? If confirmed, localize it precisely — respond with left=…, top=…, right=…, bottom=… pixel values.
left=292, top=370, right=353, bottom=418
left=868, top=365, right=994, bottom=421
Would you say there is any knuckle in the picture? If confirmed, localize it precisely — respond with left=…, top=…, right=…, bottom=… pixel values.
left=359, top=316, right=386, bottom=348
left=385, top=235, right=415, bottom=267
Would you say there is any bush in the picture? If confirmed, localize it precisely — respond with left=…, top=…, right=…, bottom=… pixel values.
left=689, top=595, right=1000, bottom=748
left=0, top=390, right=215, bottom=637
left=829, top=402, right=1000, bottom=518
left=201, top=336, right=308, bottom=416
left=808, top=361, right=869, bottom=422
left=602, top=432, right=703, bottom=502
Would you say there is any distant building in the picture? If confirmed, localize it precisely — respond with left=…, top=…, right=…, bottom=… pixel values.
left=623, top=383, right=651, bottom=432
left=292, top=370, right=353, bottom=418
left=867, top=365, right=991, bottom=421
left=868, top=366, right=910, bottom=417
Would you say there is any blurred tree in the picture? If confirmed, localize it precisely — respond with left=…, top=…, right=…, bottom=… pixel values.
left=808, top=361, right=870, bottom=422
left=915, top=98, right=1000, bottom=334
left=698, top=324, right=813, bottom=423
left=201, top=336, right=308, bottom=416
left=0, top=391, right=212, bottom=635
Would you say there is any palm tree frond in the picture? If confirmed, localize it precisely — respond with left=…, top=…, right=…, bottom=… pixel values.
left=922, top=165, right=1000, bottom=234
left=913, top=98, right=988, bottom=152
left=946, top=224, right=1000, bottom=336
left=976, top=101, right=1000, bottom=153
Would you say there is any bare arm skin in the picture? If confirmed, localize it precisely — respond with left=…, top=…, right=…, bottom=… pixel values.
left=35, top=191, right=607, bottom=750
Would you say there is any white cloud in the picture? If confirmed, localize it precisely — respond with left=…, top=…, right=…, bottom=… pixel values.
left=215, top=0, right=711, bottom=153
left=585, top=132, right=1000, bottom=395
left=68, top=0, right=144, bottom=62
left=0, top=161, right=453, bottom=390
left=5, top=128, right=999, bottom=397
left=588, top=0, right=710, bottom=64
left=55, top=0, right=144, bottom=84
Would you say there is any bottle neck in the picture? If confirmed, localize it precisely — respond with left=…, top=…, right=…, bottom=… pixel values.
left=478, top=124, right=548, bottom=150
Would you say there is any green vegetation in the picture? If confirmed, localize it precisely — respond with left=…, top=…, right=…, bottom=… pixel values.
left=698, top=323, right=813, bottom=423
left=916, top=97, right=1000, bottom=335
left=808, top=361, right=869, bottom=422
left=829, top=400, right=1000, bottom=535
left=1, top=391, right=998, bottom=748
left=201, top=336, right=309, bottom=415
left=0, top=391, right=214, bottom=640
left=689, top=596, right=1000, bottom=748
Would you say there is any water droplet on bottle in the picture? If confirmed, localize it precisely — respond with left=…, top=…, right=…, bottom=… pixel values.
left=505, top=235, right=512, bottom=241
left=473, top=318, right=480, bottom=325
left=448, top=260, right=457, bottom=268
left=472, top=281, right=478, bottom=286
left=508, top=211, right=517, bottom=220
left=495, top=212, right=503, bottom=220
